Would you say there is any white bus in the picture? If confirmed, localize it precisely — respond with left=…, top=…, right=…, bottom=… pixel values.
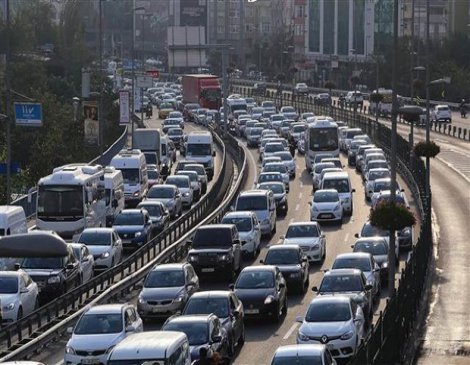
left=369, top=88, right=392, bottom=117
left=36, top=164, right=106, bottom=238
left=305, top=117, right=339, bottom=172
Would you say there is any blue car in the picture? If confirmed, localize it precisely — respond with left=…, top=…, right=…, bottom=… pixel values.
left=162, top=314, right=230, bottom=362
left=112, top=208, right=154, bottom=250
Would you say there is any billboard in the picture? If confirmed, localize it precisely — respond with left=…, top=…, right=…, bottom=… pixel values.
left=180, top=0, right=207, bottom=27
left=119, top=90, right=130, bottom=126
left=167, top=26, right=207, bottom=69
left=83, top=101, right=99, bottom=146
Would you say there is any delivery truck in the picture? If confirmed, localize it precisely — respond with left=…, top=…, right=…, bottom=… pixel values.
left=133, top=128, right=161, bottom=165
left=182, top=74, right=222, bottom=110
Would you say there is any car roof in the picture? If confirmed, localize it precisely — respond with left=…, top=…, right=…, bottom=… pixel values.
left=335, top=252, right=372, bottom=260
left=241, top=265, right=276, bottom=273
left=190, top=290, right=231, bottom=299
left=138, top=201, right=165, bottom=207
left=198, top=224, right=234, bottom=230
left=274, top=344, right=326, bottom=357
left=309, top=295, right=351, bottom=305
left=239, top=189, right=270, bottom=197
left=314, top=189, right=339, bottom=195
left=81, top=228, right=114, bottom=234
left=0, top=271, right=21, bottom=278
left=119, top=209, right=145, bottom=215
left=324, top=268, right=363, bottom=276
left=85, top=304, right=126, bottom=314
left=288, top=221, right=320, bottom=227
left=151, top=263, right=185, bottom=271
left=322, top=171, right=349, bottom=179
left=223, top=211, right=255, bottom=218
left=267, top=244, right=300, bottom=251
left=166, top=314, right=212, bottom=324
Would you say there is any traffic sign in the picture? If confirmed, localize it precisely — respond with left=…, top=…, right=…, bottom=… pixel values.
left=14, top=102, right=43, bottom=127
left=136, top=75, right=153, bottom=88
left=146, top=70, right=160, bottom=79
left=0, top=162, right=21, bottom=175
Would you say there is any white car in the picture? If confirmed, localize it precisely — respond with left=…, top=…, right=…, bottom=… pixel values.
left=331, top=253, right=381, bottom=303
left=369, top=178, right=400, bottom=206
left=64, top=304, right=143, bottom=365
left=0, top=270, right=39, bottom=324
left=165, top=175, right=193, bottom=207
left=280, top=106, right=298, bottom=120
left=296, top=296, right=365, bottom=360
left=261, top=156, right=282, bottom=168
left=294, top=83, right=309, bottom=95
left=77, top=228, right=123, bottom=271
left=262, top=162, right=290, bottom=187
left=310, top=189, right=343, bottom=224
left=261, top=142, right=286, bottom=161
left=281, top=222, right=326, bottom=262
left=312, top=162, right=336, bottom=190
left=221, top=211, right=261, bottom=258
left=70, top=243, right=94, bottom=283
left=146, top=184, right=183, bottom=219
left=176, top=170, right=201, bottom=201
left=270, top=344, right=337, bottom=365
left=273, top=151, right=296, bottom=178
left=256, top=172, right=288, bottom=192
left=431, top=104, right=452, bottom=123
left=364, top=168, right=391, bottom=200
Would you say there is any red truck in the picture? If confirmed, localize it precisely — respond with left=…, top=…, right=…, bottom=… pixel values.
left=182, top=74, right=222, bottom=110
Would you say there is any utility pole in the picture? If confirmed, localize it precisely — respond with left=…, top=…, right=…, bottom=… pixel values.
left=388, top=0, right=399, bottom=291
left=222, top=47, right=229, bottom=136
left=425, top=0, right=431, bottom=199
left=5, top=0, right=12, bottom=204
left=239, top=0, right=246, bottom=74
left=141, top=12, right=145, bottom=125
left=99, top=0, right=104, bottom=160
left=131, top=8, right=136, bottom=148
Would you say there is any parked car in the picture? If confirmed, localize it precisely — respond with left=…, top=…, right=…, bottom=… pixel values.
left=137, top=263, right=199, bottom=320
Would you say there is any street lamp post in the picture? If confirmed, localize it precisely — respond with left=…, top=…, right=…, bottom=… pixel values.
left=98, top=0, right=104, bottom=160
left=4, top=0, right=12, bottom=204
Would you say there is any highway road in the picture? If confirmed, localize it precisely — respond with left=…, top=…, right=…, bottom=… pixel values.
left=31, top=111, right=418, bottom=365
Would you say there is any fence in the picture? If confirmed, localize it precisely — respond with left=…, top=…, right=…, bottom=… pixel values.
left=235, top=87, right=433, bottom=364
left=0, top=127, right=246, bottom=361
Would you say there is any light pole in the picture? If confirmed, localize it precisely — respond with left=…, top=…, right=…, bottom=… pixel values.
left=98, top=0, right=104, bottom=160
left=73, top=97, right=81, bottom=123
left=4, top=0, right=11, bottom=204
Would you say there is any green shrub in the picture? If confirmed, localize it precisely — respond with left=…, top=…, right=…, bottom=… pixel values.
left=414, top=140, right=440, bottom=158
left=370, top=201, right=416, bottom=231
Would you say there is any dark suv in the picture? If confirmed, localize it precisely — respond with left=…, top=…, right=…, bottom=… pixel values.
left=187, top=224, right=242, bottom=281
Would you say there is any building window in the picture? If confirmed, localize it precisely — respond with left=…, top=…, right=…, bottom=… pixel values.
left=217, top=25, right=224, bottom=34
left=262, top=23, right=270, bottom=33
left=295, top=5, right=305, bottom=18
left=231, top=24, right=239, bottom=33
left=295, top=24, right=303, bottom=36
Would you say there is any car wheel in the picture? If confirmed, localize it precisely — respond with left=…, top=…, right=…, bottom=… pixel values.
left=304, top=275, right=310, bottom=292
left=272, top=304, right=281, bottom=323
left=227, top=337, right=235, bottom=357
left=321, top=245, right=326, bottom=262
left=17, top=306, right=23, bottom=321
left=282, top=297, right=288, bottom=316
left=34, top=298, right=39, bottom=310
left=238, top=324, right=245, bottom=346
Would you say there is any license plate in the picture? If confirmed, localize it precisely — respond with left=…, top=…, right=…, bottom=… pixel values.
left=122, top=239, right=132, bottom=244
left=201, top=268, right=215, bottom=273
left=153, top=307, right=165, bottom=313
left=81, top=358, right=100, bottom=365
left=245, top=309, right=259, bottom=314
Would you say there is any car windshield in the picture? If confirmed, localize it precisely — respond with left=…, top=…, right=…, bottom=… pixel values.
left=293, top=125, right=306, bottom=133
left=148, top=187, right=174, bottom=199
left=333, top=257, right=372, bottom=272
left=221, top=217, right=252, bottom=232
left=119, top=168, right=140, bottom=184
left=361, top=223, right=389, bottom=237
left=163, top=322, right=208, bottom=346
left=258, top=183, right=284, bottom=194
left=265, top=144, right=284, bottom=153
left=0, top=276, right=18, bottom=293
left=264, top=165, right=287, bottom=174
left=374, top=180, right=392, bottom=192
left=265, top=250, right=299, bottom=265
left=236, top=271, right=274, bottom=289
left=74, top=313, right=123, bottom=335
left=305, top=301, right=352, bottom=322
left=168, top=129, right=183, bottom=136
left=314, top=191, right=339, bottom=203
left=369, top=170, right=390, bottom=180
left=354, top=241, right=388, bottom=255
left=322, top=179, right=350, bottom=193
left=274, top=152, right=292, bottom=161
left=272, top=357, right=322, bottom=365
left=139, top=204, right=162, bottom=217
left=184, top=297, right=229, bottom=318
left=236, top=196, right=267, bottom=211
left=21, top=257, right=63, bottom=269
left=286, top=225, right=319, bottom=238
left=114, top=213, right=144, bottom=226
left=319, top=275, right=364, bottom=292
left=314, top=163, right=334, bottom=173
left=144, top=270, right=184, bottom=288
left=283, top=107, right=295, bottom=113
left=186, top=144, right=211, bottom=156
left=258, top=174, right=282, bottom=183
left=184, top=165, right=204, bottom=175
left=192, top=229, right=232, bottom=248
left=78, top=232, right=111, bottom=246
left=166, top=177, right=189, bottom=189
left=147, top=170, right=160, bottom=180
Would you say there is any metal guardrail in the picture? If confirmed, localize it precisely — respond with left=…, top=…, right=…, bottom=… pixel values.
left=235, top=89, right=433, bottom=364
left=10, top=126, right=129, bottom=219
left=0, top=127, right=247, bottom=361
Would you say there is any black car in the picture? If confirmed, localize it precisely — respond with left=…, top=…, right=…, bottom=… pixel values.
left=162, top=314, right=230, bottom=361
left=231, top=265, right=287, bottom=322
left=187, top=225, right=243, bottom=281
left=261, top=245, right=309, bottom=293
left=136, top=201, right=170, bottom=234
left=183, top=290, right=245, bottom=356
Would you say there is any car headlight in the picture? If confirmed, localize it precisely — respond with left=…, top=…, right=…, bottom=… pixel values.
left=4, top=302, right=15, bottom=311
left=401, top=227, right=412, bottom=236
left=138, top=296, right=145, bottom=304
left=264, top=295, right=275, bottom=305
left=334, top=203, right=342, bottom=211
left=366, top=279, right=374, bottom=286
left=311, top=244, right=320, bottom=250
left=65, top=346, right=76, bottom=355
left=135, top=231, right=142, bottom=237
left=297, top=331, right=309, bottom=341
left=188, top=255, right=198, bottom=262
left=133, top=191, right=140, bottom=197
left=218, top=254, right=231, bottom=262
left=340, top=330, right=354, bottom=340
left=183, top=192, right=190, bottom=197
left=175, top=293, right=186, bottom=302
left=48, top=275, right=61, bottom=284
left=100, top=251, right=110, bottom=259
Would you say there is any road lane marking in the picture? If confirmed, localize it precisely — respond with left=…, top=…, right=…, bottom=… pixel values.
left=299, top=192, right=303, bottom=199
left=300, top=181, right=304, bottom=188
left=295, top=204, right=300, bottom=211
left=344, top=233, right=350, bottom=242
left=283, top=322, right=300, bottom=340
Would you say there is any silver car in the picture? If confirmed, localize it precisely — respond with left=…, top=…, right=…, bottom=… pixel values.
left=282, top=222, right=326, bottom=263
left=364, top=168, right=391, bottom=200
left=312, top=162, right=335, bottom=190
left=165, top=175, right=193, bottom=207
left=262, top=162, right=290, bottom=187
left=70, top=243, right=94, bottom=283
left=137, top=263, right=199, bottom=320
left=273, top=151, right=296, bottom=178
left=177, top=170, right=201, bottom=201
left=146, top=184, right=183, bottom=218
left=77, top=228, right=123, bottom=271
left=221, top=211, right=261, bottom=259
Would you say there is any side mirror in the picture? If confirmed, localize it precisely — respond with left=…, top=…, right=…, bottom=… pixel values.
left=365, top=284, right=373, bottom=291
left=308, top=201, right=312, bottom=205
left=148, top=220, right=153, bottom=225
left=279, top=282, right=285, bottom=289
left=302, top=257, right=308, bottom=263
left=369, top=191, right=373, bottom=194
left=186, top=240, right=192, bottom=248
left=259, top=259, right=264, bottom=264
left=228, top=283, right=235, bottom=291
left=20, top=287, right=29, bottom=294
left=211, top=335, right=222, bottom=343
left=14, top=263, right=21, bottom=271
left=350, top=245, right=354, bottom=249
left=82, top=256, right=89, bottom=263
left=311, top=286, right=319, bottom=292
left=351, top=189, right=356, bottom=193
left=295, top=316, right=303, bottom=323
left=232, top=310, right=240, bottom=318
left=212, top=150, right=216, bottom=157
left=112, top=199, right=118, bottom=208
left=233, top=239, right=241, bottom=245
left=241, top=240, right=247, bottom=246
left=67, top=326, right=74, bottom=335
left=66, top=263, right=74, bottom=270
left=354, top=233, right=360, bottom=238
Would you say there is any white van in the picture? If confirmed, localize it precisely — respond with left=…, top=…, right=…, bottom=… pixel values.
left=107, top=331, right=191, bottom=365
left=102, top=167, right=125, bottom=226
left=235, top=190, right=276, bottom=237
left=110, top=149, right=148, bottom=208
left=0, top=205, right=27, bottom=236
left=320, top=172, right=356, bottom=215
left=183, top=131, right=216, bottom=180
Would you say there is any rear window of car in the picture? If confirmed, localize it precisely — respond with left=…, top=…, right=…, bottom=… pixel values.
left=192, top=228, right=232, bottom=247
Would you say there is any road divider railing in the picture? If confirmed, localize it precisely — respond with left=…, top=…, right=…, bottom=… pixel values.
left=231, top=81, right=470, bottom=142
left=237, top=89, right=432, bottom=364
left=0, top=127, right=247, bottom=362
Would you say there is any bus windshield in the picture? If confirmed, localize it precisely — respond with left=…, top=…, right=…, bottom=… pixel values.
left=37, top=185, right=84, bottom=218
left=309, top=127, right=338, bottom=151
